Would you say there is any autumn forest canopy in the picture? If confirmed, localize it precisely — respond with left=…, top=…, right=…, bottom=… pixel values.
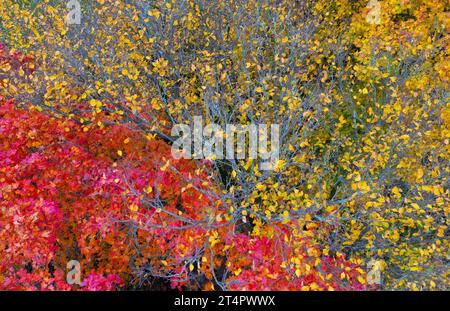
left=0, top=0, right=449, bottom=291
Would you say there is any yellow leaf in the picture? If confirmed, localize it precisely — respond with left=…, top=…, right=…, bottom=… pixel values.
left=416, top=168, right=424, bottom=181
left=430, top=280, right=436, bottom=289
left=288, top=144, right=295, bottom=152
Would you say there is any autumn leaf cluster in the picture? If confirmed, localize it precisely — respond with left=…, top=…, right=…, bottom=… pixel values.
left=0, top=0, right=449, bottom=290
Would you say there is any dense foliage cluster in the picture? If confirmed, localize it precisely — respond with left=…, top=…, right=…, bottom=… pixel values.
left=0, top=0, right=449, bottom=290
